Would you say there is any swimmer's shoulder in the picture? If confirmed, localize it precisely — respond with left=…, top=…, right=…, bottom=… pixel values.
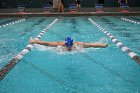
left=74, top=42, right=84, bottom=45
left=57, top=42, right=65, bottom=46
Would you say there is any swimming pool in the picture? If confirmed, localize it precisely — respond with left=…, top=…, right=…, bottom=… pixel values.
left=0, top=16, right=140, bottom=93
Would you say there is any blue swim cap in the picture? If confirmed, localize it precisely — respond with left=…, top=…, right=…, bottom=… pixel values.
left=65, top=37, right=73, bottom=47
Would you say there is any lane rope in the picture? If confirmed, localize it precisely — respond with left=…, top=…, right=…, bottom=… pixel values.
left=121, top=17, right=140, bottom=25
left=0, top=18, right=59, bottom=80
left=0, top=19, right=26, bottom=28
left=88, top=18, right=140, bottom=64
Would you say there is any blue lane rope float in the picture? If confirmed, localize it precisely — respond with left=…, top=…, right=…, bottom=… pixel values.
left=121, top=17, right=140, bottom=25
left=88, top=18, right=140, bottom=64
left=0, top=18, right=58, bottom=80
left=0, top=19, right=26, bottom=28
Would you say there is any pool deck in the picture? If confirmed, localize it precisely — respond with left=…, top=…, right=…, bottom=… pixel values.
left=0, top=12, right=140, bottom=17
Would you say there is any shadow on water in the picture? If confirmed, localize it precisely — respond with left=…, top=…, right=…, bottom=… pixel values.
left=99, top=17, right=135, bottom=38
left=0, top=19, right=17, bottom=26
left=19, top=18, right=46, bottom=36
left=70, top=18, right=80, bottom=34
left=119, top=33, right=134, bottom=38
left=112, top=27, right=128, bottom=31
left=129, top=17, right=140, bottom=22
left=31, top=18, right=46, bottom=27
left=100, top=18, right=118, bottom=27
left=23, top=59, right=78, bottom=93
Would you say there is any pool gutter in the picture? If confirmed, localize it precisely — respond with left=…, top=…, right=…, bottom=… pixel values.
left=0, top=12, right=140, bottom=17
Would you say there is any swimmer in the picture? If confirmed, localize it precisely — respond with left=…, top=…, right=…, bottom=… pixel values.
left=30, top=37, right=108, bottom=51
left=75, top=0, right=81, bottom=11
left=48, top=0, right=53, bottom=7
left=118, top=0, right=128, bottom=11
left=58, top=0, right=64, bottom=12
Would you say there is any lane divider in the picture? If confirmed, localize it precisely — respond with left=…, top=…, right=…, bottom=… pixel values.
left=121, top=17, right=140, bottom=25
left=0, top=19, right=26, bottom=28
left=0, top=18, right=59, bottom=80
left=88, top=18, right=140, bottom=64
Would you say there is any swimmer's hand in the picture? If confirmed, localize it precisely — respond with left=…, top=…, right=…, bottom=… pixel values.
left=102, top=40, right=108, bottom=48
left=30, top=37, right=40, bottom=44
left=104, top=43, right=108, bottom=48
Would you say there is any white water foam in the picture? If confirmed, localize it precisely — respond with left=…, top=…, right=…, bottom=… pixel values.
left=32, top=44, right=85, bottom=55
left=97, top=37, right=108, bottom=44
left=33, top=44, right=55, bottom=51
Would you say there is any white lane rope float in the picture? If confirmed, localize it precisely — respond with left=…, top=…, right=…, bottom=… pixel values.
left=88, top=18, right=140, bottom=64
left=0, top=18, right=58, bottom=80
left=121, top=17, right=140, bottom=25
left=0, top=19, right=26, bottom=28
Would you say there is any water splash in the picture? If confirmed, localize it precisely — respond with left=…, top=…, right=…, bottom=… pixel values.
left=56, top=45, right=85, bottom=55
left=33, top=44, right=55, bottom=51
left=32, top=44, right=86, bottom=55
left=95, top=37, right=108, bottom=44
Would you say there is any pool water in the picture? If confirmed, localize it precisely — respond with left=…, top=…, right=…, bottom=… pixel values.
left=0, top=16, right=140, bottom=93
left=0, top=18, right=17, bottom=25
left=93, top=16, right=140, bottom=55
left=0, top=17, right=55, bottom=69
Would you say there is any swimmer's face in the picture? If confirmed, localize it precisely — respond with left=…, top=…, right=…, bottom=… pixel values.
left=66, top=45, right=72, bottom=51
left=65, top=37, right=73, bottom=51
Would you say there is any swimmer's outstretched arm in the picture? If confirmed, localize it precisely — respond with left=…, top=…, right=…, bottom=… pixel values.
left=75, top=42, right=108, bottom=48
left=30, top=38, right=64, bottom=47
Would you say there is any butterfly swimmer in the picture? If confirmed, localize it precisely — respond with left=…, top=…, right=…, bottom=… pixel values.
left=30, top=37, right=108, bottom=51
